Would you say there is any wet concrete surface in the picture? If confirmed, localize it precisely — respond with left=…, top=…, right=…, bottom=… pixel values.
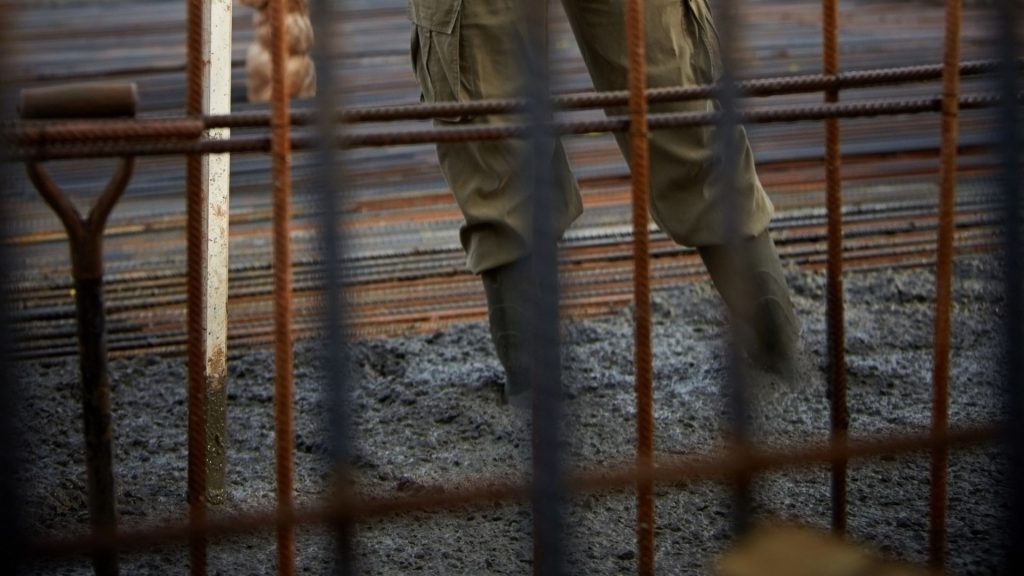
left=14, top=255, right=1010, bottom=574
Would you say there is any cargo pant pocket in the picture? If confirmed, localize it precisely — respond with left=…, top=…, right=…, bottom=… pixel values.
left=683, top=0, right=722, bottom=85
left=409, top=0, right=464, bottom=122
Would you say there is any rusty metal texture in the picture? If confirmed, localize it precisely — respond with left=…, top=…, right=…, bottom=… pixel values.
left=200, top=59, right=1013, bottom=128
left=24, top=425, right=998, bottom=562
left=6, top=118, right=204, bottom=144
left=929, top=0, right=963, bottom=568
left=822, top=0, right=848, bottom=536
left=8, top=91, right=1018, bottom=162
left=2, top=59, right=1012, bottom=145
left=624, top=0, right=654, bottom=573
left=269, top=0, right=297, bottom=573
left=995, top=1, right=1022, bottom=574
left=185, top=0, right=209, bottom=574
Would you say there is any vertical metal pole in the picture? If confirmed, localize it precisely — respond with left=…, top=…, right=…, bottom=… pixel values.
left=0, top=5, right=25, bottom=575
left=268, top=0, right=296, bottom=573
left=712, top=0, right=754, bottom=535
left=624, top=0, right=655, bottom=574
left=309, top=0, right=356, bottom=572
left=520, top=1, right=566, bottom=575
left=930, top=0, right=962, bottom=567
left=201, top=0, right=233, bottom=506
left=822, top=0, right=848, bottom=536
left=996, top=1, right=1022, bottom=574
left=185, top=0, right=209, bottom=572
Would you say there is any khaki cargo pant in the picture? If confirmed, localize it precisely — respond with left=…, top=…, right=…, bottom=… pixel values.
left=409, top=0, right=774, bottom=274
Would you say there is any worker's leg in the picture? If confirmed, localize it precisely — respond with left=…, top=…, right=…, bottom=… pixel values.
left=410, top=0, right=581, bottom=274
left=409, top=0, right=581, bottom=401
left=563, top=0, right=798, bottom=369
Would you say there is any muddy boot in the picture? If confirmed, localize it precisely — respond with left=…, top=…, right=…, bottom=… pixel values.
left=481, top=258, right=532, bottom=409
left=698, top=231, right=800, bottom=375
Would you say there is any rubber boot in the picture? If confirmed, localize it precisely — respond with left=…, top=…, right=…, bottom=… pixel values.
left=698, top=231, right=800, bottom=375
left=481, top=258, right=532, bottom=408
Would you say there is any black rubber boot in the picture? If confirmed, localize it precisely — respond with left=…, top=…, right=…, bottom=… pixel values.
left=698, top=231, right=800, bottom=375
left=481, top=258, right=532, bottom=408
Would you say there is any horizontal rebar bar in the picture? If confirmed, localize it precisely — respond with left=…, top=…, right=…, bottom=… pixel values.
left=7, top=91, right=1019, bottom=161
left=3, top=60, right=1018, bottom=146
left=25, top=425, right=997, bottom=563
left=214, top=59, right=1015, bottom=127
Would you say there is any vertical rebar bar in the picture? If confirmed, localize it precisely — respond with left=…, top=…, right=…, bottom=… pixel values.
left=309, top=0, right=356, bottom=572
left=185, top=0, right=209, bottom=572
left=996, top=1, right=1022, bottom=574
left=712, top=0, right=754, bottom=536
left=624, top=0, right=655, bottom=573
left=929, top=0, right=963, bottom=567
left=822, top=0, right=848, bottom=536
left=268, top=0, right=296, bottom=573
left=520, top=1, right=566, bottom=575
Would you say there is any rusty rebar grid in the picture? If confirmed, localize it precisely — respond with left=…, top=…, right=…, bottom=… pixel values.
left=23, top=426, right=998, bottom=563
left=205, top=59, right=1018, bottom=128
left=822, top=0, right=848, bottom=536
left=929, top=0, right=964, bottom=568
left=4, top=59, right=1016, bottom=146
left=624, top=0, right=654, bottom=573
left=7, top=91, right=1019, bottom=162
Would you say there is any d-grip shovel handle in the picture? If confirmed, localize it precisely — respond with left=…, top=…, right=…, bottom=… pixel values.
left=20, top=82, right=138, bottom=280
left=26, top=158, right=134, bottom=279
left=18, top=82, right=138, bottom=576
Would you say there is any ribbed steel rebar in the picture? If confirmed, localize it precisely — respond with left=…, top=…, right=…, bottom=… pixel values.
left=268, top=0, right=296, bottom=573
left=929, top=0, right=963, bottom=568
left=624, top=0, right=654, bottom=573
left=823, top=0, right=848, bottom=536
left=184, top=0, right=208, bottom=574
left=9, top=91, right=1017, bottom=162
left=199, top=59, right=1014, bottom=128
left=4, top=60, right=1013, bottom=145
left=24, top=426, right=997, bottom=562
